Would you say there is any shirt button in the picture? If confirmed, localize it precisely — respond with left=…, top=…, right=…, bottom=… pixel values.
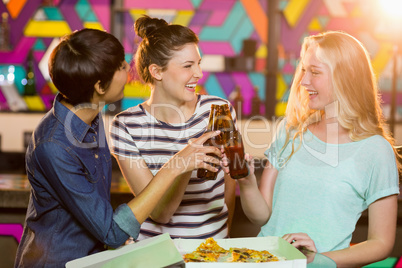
left=95, top=154, right=99, bottom=159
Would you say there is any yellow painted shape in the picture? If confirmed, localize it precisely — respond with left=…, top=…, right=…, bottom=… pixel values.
left=6, top=0, right=27, bottom=19
left=308, top=17, right=322, bottom=31
left=48, top=82, right=58, bottom=95
left=275, top=102, right=287, bottom=117
left=129, top=9, right=147, bottom=21
left=371, top=42, right=393, bottom=76
left=172, top=10, right=194, bottom=26
left=351, top=6, right=362, bottom=18
left=195, top=85, right=203, bottom=94
left=276, top=74, right=287, bottom=100
left=124, top=82, right=151, bottom=98
left=256, top=44, right=267, bottom=59
left=283, top=0, right=311, bottom=27
left=24, top=96, right=46, bottom=111
left=83, top=22, right=104, bottom=31
left=24, top=20, right=71, bottom=37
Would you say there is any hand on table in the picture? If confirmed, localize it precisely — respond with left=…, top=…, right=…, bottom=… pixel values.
left=282, top=232, right=317, bottom=253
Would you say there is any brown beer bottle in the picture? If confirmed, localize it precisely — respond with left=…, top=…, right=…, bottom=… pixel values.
left=224, top=130, right=249, bottom=179
left=197, top=104, right=221, bottom=180
left=220, top=104, right=249, bottom=179
left=219, top=104, right=236, bottom=145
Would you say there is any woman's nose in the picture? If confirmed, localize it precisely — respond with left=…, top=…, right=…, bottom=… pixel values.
left=194, top=65, right=203, bottom=79
left=300, top=72, right=310, bottom=87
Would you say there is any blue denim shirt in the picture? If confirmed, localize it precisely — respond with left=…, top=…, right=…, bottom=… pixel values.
left=14, top=95, right=140, bottom=267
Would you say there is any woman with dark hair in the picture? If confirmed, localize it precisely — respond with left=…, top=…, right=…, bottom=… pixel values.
left=14, top=28, right=221, bottom=267
left=110, top=15, right=242, bottom=240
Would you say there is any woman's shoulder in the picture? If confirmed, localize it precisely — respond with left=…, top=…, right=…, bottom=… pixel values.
left=358, top=135, right=395, bottom=158
left=113, top=104, right=146, bottom=122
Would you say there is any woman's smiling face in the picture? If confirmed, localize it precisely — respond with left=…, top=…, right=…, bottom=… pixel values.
left=300, top=44, right=334, bottom=111
left=158, top=43, right=203, bottom=104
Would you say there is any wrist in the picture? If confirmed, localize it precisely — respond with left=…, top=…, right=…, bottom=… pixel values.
left=161, top=156, right=185, bottom=178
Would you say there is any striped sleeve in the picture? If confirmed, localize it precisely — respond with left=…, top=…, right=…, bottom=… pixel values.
left=109, top=107, right=143, bottom=159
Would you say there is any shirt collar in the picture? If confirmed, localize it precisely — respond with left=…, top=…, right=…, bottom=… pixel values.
left=52, top=94, right=99, bottom=143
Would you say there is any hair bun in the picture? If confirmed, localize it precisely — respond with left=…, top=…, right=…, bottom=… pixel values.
left=135, top=15, right=168, bottom=39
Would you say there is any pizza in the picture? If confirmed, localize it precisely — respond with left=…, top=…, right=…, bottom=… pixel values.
left=183, top=237, right=283, bottom=263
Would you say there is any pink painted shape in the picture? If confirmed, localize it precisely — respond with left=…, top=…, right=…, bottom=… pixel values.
left=0, top=223, right=23, bottom=243
left=326, top=18, right=360, bottom=32
left=123, top=38, right=132, bottom=54
left=318, top=4, right=329, bottom=16
left=199, top=41, right=234, bottom=56
left=395, top=257, right=402, bottom=268
left=282, top=62, right=294, bottom=74
left=199, top=72, right=210, bottom=85
left=88, top=0, right=110, bottom=32
left=380, top=92, right=402, bottom=106
left=190, top=26, right=202, bottom=35
left=33, top=51, right=45, bottom=62
left=207, top=10, right=230, bottom=26
left=0, top=37, right=36, bottom=64
left=124, top=0, right=193, bottom=9
left=231, top=73, right=253, bottom=115
left=199, top=0, right=235, bottom=10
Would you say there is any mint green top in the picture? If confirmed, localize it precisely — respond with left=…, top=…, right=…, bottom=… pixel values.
left=259, top=120, right=399, bottom=252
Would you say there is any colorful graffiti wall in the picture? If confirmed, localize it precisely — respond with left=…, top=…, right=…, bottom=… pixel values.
left=0, top=0, right=399, bottom=118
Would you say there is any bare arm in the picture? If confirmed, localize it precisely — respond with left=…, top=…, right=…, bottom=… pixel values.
left=224, top=172, right=236, bottom=235
left=237, top=160, right=278, bottom=226
left=120, top=131, right=222, bottom=224
left=323, top=195, right=398, bottom=267
left=117, top=157, right=192, bottom=223
left=283, top=195, right=398, bottom=268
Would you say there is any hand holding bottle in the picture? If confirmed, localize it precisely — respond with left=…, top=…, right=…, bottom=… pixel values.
left=170, top=130, right=222, bottom=175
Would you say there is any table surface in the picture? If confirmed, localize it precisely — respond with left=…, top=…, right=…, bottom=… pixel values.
left=0, top=173, right=133, bottom=209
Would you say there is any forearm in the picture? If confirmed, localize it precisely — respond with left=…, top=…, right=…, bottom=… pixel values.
left=238, top=173, right=271, bottom=226
left=224, top=173, right=237, bottom=235
left=126, top=162, right=183, bottom=224
left=149, top=171, right=192, bottom=223
left=323, top=238, right=394, bottom=268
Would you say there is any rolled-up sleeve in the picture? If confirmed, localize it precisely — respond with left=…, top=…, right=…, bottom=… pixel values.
left=33, top=141, right=140, bottom=248
left=113, top=204, right=141, bottom=240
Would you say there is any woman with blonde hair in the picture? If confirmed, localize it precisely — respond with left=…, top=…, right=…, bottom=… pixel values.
left=238, top=31, right=400, bottom=267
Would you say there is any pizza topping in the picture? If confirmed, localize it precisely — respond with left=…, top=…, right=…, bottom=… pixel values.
left=183, top=237, right=283, bottom=263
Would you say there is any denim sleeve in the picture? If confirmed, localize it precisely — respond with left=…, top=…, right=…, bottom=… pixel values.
left=113, top=204, right=141, bottom=240
left=32, top=141, right=141, bottom=248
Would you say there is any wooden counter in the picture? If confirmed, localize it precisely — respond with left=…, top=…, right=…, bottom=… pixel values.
left=0, top=173, right=134, bottom=209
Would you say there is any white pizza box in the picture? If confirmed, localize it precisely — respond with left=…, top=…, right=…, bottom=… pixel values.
left=65, top=233, right=184, bottom=268
left=173, top=236, right=307, bottom=268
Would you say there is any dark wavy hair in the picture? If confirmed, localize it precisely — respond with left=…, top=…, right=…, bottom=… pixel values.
left=134, top=15, right=199, bottom=84
left=48, top=28, right=125, bottom=105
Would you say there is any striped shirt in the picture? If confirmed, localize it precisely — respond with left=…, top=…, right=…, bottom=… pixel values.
left=109, top=94, right=237, bottom=240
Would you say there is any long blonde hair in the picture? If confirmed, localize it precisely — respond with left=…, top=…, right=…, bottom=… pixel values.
left=283, top=31, right=399, bottom=166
